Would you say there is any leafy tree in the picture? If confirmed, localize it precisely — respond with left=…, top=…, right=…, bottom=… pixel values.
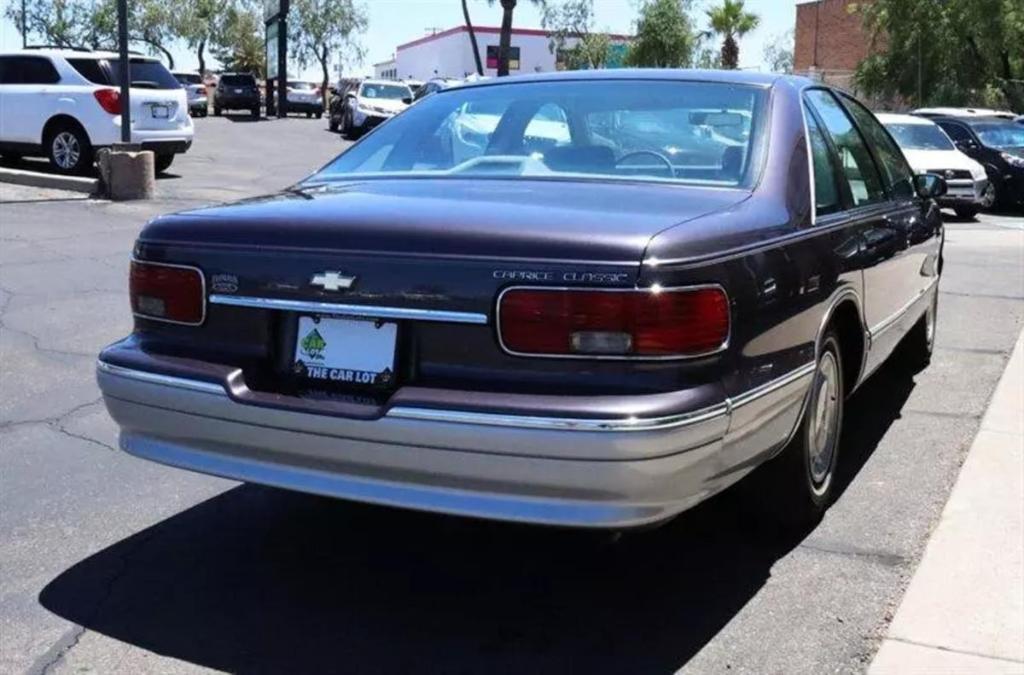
left=462, top=0, right=484, bottom=76
left=88, top=0, right=177, bottom=67
left=172, top=0, right=225, bottom=75
left=763, top=29, right=794, bottom=74
left=290, top=0, right=367, bottom=101
left=542, top=0, right=613, bottom=70
left=486, top=0, right=544, bottom=76
left=5, top=0, right=99, bottom=49
left=211, top=3, right=266, bottom=75
left=706, top=0, right=760, bottom=70
left=855, top=0, right=1024, bottom=111
left=628, top=0, right=698, bottom=68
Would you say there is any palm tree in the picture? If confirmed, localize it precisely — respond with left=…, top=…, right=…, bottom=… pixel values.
left=706, top=0, right=760, bottom=70
left=462, top=0, right=484, bottom=76
left=486, top=0, right=543, bottom=76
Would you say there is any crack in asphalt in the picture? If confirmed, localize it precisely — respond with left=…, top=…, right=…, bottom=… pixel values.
left=798, top=542, right=909, bottom=568
left=25, top=624, right=87, bottom=675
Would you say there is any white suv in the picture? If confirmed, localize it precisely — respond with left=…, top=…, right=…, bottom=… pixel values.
left=0, top=49, right=193, bottom=174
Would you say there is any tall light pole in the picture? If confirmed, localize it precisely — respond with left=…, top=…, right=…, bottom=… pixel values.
left=117, top=0, right=131, bottom=144
left=21, top=0, right=26, bottom=48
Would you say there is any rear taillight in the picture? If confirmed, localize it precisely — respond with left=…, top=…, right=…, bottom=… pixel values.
left=498, top=286, right=729, bottom=358
left=93, top=88, right=122, bottom=115
left=130, top=260, right=205, bottom=325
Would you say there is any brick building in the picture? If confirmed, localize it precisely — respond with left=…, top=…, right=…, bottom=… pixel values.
left=794, top=0, right=874, bottom=90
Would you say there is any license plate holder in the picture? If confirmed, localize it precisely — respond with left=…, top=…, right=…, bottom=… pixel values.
left=151, top=104, right=170, bottom=119
left=293, top=315, right=397, bottom=388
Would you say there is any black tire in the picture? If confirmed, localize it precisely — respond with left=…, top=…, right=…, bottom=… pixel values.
left=744, top=329, right=845, bottom=535
left=340, top=110, right=353, bottom=139
left=45, top=121, right=93, bottom=175
left=953, top=205, right=979, bottom=219
left=154, top=154, right=175, bottom=174
left=898, top=287, right=938, bottom=372
left=328, top=116, right=339, bottom=132
left=316, top=111, right=323, bottom=119
left=251, top=107, right=260, bottom=119
left=214, top=106, right=222, bottom=116
left=305, top=111, right=312, bottom=118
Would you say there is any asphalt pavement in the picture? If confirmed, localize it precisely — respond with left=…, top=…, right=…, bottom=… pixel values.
left=1, top=116, right=1022, bottom=675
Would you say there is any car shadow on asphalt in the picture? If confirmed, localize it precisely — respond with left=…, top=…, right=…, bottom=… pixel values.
left=38, top=364, right=918, bottom=674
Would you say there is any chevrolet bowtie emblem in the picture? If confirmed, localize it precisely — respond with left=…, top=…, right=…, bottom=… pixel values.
left=310, top=271, right=356, bottom=292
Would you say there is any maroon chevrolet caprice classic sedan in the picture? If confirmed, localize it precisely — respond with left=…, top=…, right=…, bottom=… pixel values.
left=97, top=70, right=947, bottom=531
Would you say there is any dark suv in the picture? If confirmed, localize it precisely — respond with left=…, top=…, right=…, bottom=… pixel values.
left=214, top=73, right=261, bottom=118
left=928, top=115, right=1024, bottom=208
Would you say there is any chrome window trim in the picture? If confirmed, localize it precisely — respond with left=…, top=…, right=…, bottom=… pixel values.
left=494, top=284, right=731, bottom=361
left=95, top=360, right=818, bottom=433
left=208, top=295, right=489, bottom=325
left=131, top=258, right=207, bottom=326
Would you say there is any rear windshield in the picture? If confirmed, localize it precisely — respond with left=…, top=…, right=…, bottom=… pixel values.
left=289, top=81, right=316, bottom=89
left=314, top=79, right=767, bottom=188
left=221, top=74, right=256, bottom=86
left=884, top=123, right=954, bottom=151
left=175, top=73, right=203, bottom=85
left=107, top=59, right=181, bottom=89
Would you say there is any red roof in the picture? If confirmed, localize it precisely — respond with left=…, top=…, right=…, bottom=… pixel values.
left=396, top=25, right=631, bottom=52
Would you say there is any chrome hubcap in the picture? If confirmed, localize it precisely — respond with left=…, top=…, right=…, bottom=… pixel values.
left=52, top=132, right=80, bottom=169
left=808, top=351, right=840, bottom=488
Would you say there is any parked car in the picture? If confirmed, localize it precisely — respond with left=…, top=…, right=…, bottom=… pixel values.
left=878, top=113, right=992, bottom=218
left=172, top=70, right=208, bottom=118
left=925, top=114, right=1024, bottom=208
left=213, top=72, right=260, bottom=118
left=332, top=79, right=412, bottom=138
left=0, top=48, right=193, bottom=174
left=326, top=77, right=361, bottom=131
left=413, top=77, right=461, bottom=101
left=271, top=80, right=324, bottom=118
left=403, top=79, right=424, bottom=98
left=98, top=70, right=947, bottom=533
left=914, top=107, right=1018, bottom=120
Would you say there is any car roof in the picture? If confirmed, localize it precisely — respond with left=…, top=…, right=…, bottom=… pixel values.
left=0, top=48, right=157, bottom=61
left=361, top=79, right=410, bottom=86
left=877, top=113, right=935, bottom=125
left=931, top=115, right=1017, bottom=126
left=453, top=68, right=795, bottom=91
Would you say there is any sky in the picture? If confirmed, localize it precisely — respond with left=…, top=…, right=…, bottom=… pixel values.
left=0, top=0, right=796, bottom=79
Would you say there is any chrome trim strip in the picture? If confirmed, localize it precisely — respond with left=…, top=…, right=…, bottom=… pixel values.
left=131, top=258, right=207, bottom=326
left=208, top=295, right=489, bottom=325
left=729, top=362, right=816, bottom=410
left=869, top=277, right=939, bottom=339
left=97, top=360, right=817, bottom=433
left=387, top=402, right=730, bottom=432
left=494, top=284, right=731, bottom=361
left=97, top=360, right=226, bottom=395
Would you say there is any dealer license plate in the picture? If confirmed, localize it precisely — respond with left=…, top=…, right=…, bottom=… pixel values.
left=293, top=315, right=397, bottom=387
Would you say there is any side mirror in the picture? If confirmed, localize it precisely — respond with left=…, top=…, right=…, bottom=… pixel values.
left=914, top=173, right=948, bottom=199
left=402, top=96, right=413, bottom=105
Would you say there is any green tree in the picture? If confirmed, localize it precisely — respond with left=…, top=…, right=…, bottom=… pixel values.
left=627, top=0, right=697, bottom=68
left=542, top=0, right=613, bottom=70
left=486, top=0, right=544, bottom=76
left=706, top=0, right=759, bottom=70
left=172, top=0, right=225, bottom=75
left=211, top=3, right=266, bottom=75
left=290, top=0, right=367, bottom=102
left=855, top=0, right=1024, bottom=111
left=4, top=0, right=98, bottom=49
left=763, top=29, right=794, bottom=74
left=88, top=0, right=178, bottom=67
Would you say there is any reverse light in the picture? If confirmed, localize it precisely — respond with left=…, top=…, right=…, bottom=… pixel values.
left=93, top=88, right=122, bottom=115
left=130, top=260, right=205, bottom=325
left=498, top=286, right=730, bottom=358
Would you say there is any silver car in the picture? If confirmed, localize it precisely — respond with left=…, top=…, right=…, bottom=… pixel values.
left=173, top=71, right=208, bottom=118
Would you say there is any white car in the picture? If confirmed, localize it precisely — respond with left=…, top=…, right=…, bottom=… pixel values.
left=878, top=113, right=992, bottom=218
left=914, top=107, right=1018, bottom=120
left=0, top=49, right=193, bottom=174
left=337, top=80, right=412, bottom=139
left=172, top=70, right=208, bottom=118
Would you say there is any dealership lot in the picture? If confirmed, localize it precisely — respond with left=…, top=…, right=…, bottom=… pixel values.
left=1, top=117, right=1022, bottom=674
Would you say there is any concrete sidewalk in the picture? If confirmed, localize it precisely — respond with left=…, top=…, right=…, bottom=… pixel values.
left=871, top=332, right=1024, bottom=673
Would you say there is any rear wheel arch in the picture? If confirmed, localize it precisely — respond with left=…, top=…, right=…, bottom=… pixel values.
left=824, top=298, right=866, bottom=398
left=42, top=114, right=92, bottom=148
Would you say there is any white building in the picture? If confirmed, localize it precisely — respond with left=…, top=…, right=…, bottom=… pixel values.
left=373, top=59, right=397, bottom=80
left=390, top=25, right=630, bottom=81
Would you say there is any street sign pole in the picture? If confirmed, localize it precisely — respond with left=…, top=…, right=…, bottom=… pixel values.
left=117, top=0, right=131, bottom=144
left=277, top=0, right=288, bottom=119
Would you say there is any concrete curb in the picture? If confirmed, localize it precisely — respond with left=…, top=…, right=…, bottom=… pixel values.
left=870, top=331, right=1024, bottom=674
left=0, top=167, right=99, bottom=194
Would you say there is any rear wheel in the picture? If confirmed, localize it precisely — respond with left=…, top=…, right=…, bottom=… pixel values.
left=46, top=122, right=93, bottom=175
left=899, top=287, right=938, bottom=372
left=745, top=330, right=845, bottom=534
left=328, top=115, right=339, bottom=132
left=316, top=111, right=323, bottom=119
left=305, top=111, right=312, bottom=118
left=154, top=154, right=175, bottom=174
left=214, top=106, right=222, bottom=116
left=251, top=107, right=260, bottom=119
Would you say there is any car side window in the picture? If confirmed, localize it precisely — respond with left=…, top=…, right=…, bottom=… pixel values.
left=66, top=58, right=109, bottom=85
left=805, top=90, right=887, bottom=207
left=839, top=94, right=915, bottom=200
left=804, top=104, right=843, bottom=216
left=15, top=57, right=60, bottom=84
left=937, top=122, right=975, bottom=146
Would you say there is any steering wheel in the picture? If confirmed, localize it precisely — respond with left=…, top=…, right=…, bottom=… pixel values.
left=615, top=150, right=675, bottom=176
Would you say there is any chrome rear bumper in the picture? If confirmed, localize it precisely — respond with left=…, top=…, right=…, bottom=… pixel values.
left=97, top=359, right=813, bottom=528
